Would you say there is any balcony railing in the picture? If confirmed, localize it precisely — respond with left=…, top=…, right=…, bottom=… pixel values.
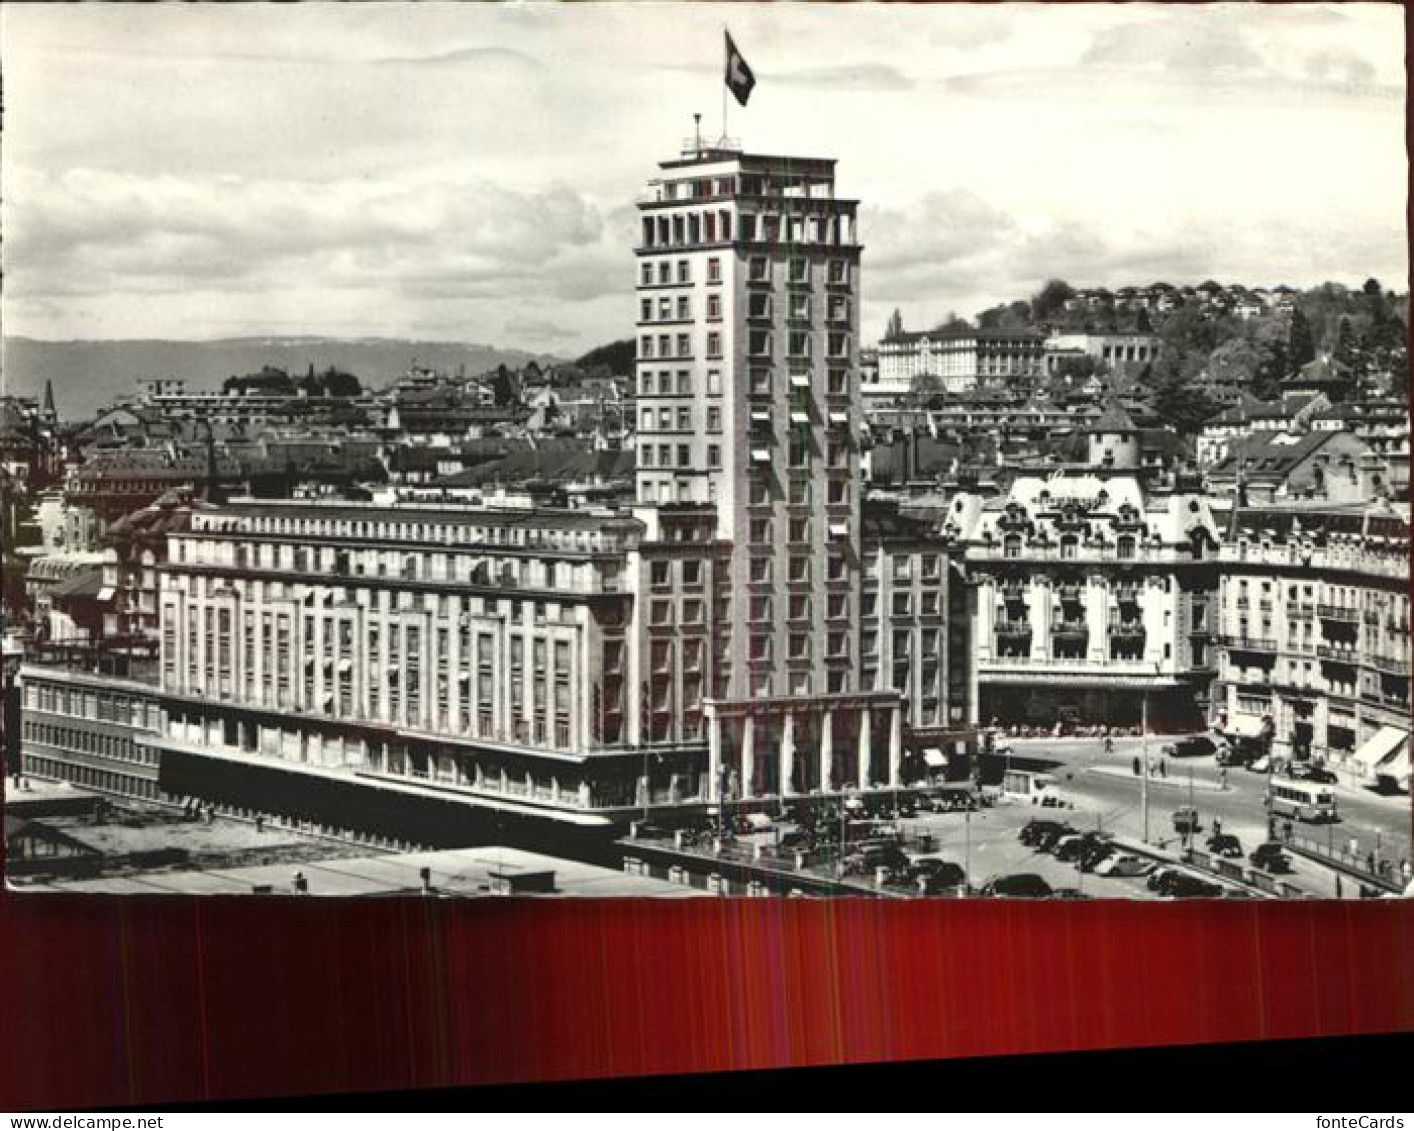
left=1219, top=635, right=1278, bottom=652
left=1317, top=645, right=1360, bottom=664
left=1317, top=604, right=1359, bottom=622
left=995, top=620, right=1032, bottom=636
left=1367, top=653, right=1411, bottom=676
left=1051, top=620, right=1088, bottom=636
left=1108, top=622, right=1146, bottom=638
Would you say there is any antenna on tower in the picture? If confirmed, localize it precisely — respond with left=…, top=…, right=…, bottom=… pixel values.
left=693, top=112, right=702, bottom=154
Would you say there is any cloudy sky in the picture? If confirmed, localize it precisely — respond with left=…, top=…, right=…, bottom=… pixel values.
left=2, top=2, right=1406, bottom=351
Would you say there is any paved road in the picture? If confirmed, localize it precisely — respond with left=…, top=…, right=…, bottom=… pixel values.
left=997, top=734, right=1412, bottom=896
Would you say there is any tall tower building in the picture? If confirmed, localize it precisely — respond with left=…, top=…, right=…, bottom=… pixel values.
left=634, top=137, right=925, bottom=804
left=635, top=139, right=862, bottom=701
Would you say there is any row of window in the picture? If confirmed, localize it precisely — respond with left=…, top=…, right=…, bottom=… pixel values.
left=639, top=368, right=722, bottom=397
left=24, top=719, right=156, bottom=765
left=640, top=405, right=723, bottom=434
left=23, top=756, right=161, bottom=802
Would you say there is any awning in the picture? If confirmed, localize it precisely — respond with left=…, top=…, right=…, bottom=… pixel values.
left=1376, top=745, right=1410, bottom=789
left=790, top=375, right=810, bottom=389
left=828, top=411, right=849, bottom=425
left=751, top=448, right=771, bottom=464
left=790, top=411, right=810, bottom=425
left=95, top=586, right=117, bottom=603
left=1351, top=725, right=1408, bottom=774
left=750, top=410, right=771, bottom=424
left=1224, top=715, right=1270, bottom=739
left=745, top=812, right=773, bottom=830
left=829, top=522, right=849, bottom=538
left=923, top=747, right=947, bottom=768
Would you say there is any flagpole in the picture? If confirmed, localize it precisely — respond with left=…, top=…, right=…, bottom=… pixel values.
left=722, top=26, right=729, bottom=142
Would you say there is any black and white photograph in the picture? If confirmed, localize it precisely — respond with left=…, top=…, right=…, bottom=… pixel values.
left=2, top=1, right=1409, bottom=900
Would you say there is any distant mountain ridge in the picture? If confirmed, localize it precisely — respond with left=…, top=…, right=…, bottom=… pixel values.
left=1, top=336, right=565, bottom=421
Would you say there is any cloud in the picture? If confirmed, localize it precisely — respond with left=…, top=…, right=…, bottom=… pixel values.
left=5, top=167, right=607, bottom=304
left=773, top=64, right=915, bottom=92
left=372, top=45, right=542, bottom=68
left=1079, top=12, right=1269, bottom=76
left=1304, top=47, right=1378, bottom=86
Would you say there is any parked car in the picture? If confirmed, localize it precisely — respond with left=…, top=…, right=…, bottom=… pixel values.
left=1162, top=735, right=1218, bottom=758
left=1019, top=819, right=1069, bottom=848
left=1052, top=834, right=1089, bottom=862
left=980, top=873, right=1053, bottom=899
left=1250, top=842, right=1292, bottom=873
left=1095, top=853, right=1154, bottom=877
left=1147, top=866, right=1180, bottom=892
left=1078, top=841, right=1117, bottom=873
left=909, top=858, right=966, bottom=889
left=1035, top=824, right=1078, bottom=854
left=1154, top=870, right=1224, bottom=898
left=1206, top=833, right=1244, bottom=859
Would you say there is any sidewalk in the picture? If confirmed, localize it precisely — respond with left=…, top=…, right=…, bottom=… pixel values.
left=1085, top=764, right=1231, bottom=794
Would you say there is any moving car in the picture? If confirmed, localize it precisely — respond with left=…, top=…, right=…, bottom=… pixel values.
left=1162, top=735, right=1218, bottom=758
left=1171, top=806, right=1202, bottom=835
left=1285, top=763, right=1338, bottom=784
left=1206, top=833, right=1244, bottom=859
left=1249, top=842, right=1292, bottom=873
left=980, top=873, right=1054, bottom=899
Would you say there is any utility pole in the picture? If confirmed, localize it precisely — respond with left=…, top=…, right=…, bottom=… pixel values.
left=1141, top=688, right=1150, bottom=845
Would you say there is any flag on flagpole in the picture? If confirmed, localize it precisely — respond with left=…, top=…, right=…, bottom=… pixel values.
left=724, top=30, right=756, bottom=107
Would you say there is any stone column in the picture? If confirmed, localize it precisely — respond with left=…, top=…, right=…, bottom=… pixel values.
left=706, top=706, right=721, bottom=804
left=888, top=704, right=903, bottom=787
left=780, top=712, right=796, bottom=797
left=858, top=708, right=872, bottom=788
left=741, top=714, right=754, bottom=798
left=821, top=709, right=834, bottom=793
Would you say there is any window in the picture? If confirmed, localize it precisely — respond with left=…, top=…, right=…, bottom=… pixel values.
left=749, top=518, right=771, bottom=543
left=640, top=298, right=652, bottom=322
left=707, top=332, right=723, bottom=359
left=641, top=263, right=653, bottom=286
left=677, top=444, right=690, bottom=468
left=676, top=370, right=691, bottom=394
left=789, top=258, right=808, bottom=283
left=748, top=331, right=771, bottom=357
left=707, top=407, right=721, bottom=432
left=707, top=444, right=721, bottom=469
left=789, top=556, right=810, bottom=583
left=788, top=331, right=810, bottom=358
left=677, top=260, right=690, bottom=283
left=828, top=594, right=848, bottom=620
left=707, top=294, right=721, bottom=321
left=676, top=333, right=690, bottom=357
left=750, top=368, right=771, bottom=395
left=640, top=444, right=655, bottom=467
left=750, top=596, right=771, bottom=623
left=749, top=557, right=771, bottom=583
left=789, top=595, right=810, bottom=621
left=707, top=257, right=721, bottom=282
left=641, top=407, right=653, bottom=430
left=748, top=292, right=771, bottom=319
left=640, top=335, right=654, bottom=358
left=790, top=293, right=810, bottom=320
left=651, top=561, right=671, bottom=588
left=677, top=407, right=691, bottom=431
left=790, top=634, right=809, bottom=660
left=828, top=368, right=848, bottom=395
left=707, top=369, right=722, bottom=395
left=828, top=260, right=847, bottom=284
left=828, top=332, right=849, bottom=357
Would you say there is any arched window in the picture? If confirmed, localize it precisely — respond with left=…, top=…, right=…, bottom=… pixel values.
left=1116, top=535, right=1136, bottom=560
left=1003, top=534, right=1022, bottom=559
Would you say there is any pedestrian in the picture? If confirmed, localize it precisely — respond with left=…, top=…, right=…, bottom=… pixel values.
left=1104, top=736, right=1114, bottom=756
left=1213, top=816, right=1222, bottom=836
left=1219, top=767, right=1228, bottom=790
left=1366, top=851, right=1376, bottom=874
left=1402, top=858, right=1412, bottom=883
left=254, top=815, right=264, bottom=834
left=292, top=870, right=308, bottom=894
left=1132, top=756, right=1141, bottom=776
left=1159, top=758, right=1167, bottom=779
left=1283, top=819, right=1293, bottom=843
